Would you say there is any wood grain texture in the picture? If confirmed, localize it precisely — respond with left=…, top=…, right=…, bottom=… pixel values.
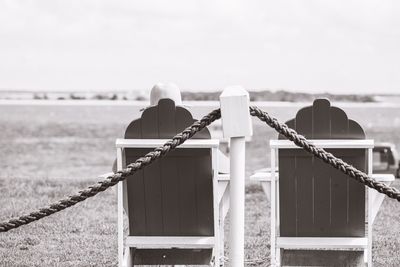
left=131, top=248, right=212, bottom=265
left=282, top=250, right=364, bottom=266
left=123, top=99, right=214, bottom=264
left=124, top=99, right=213, bottom=236
left=278, top=99, right=366, bottom=237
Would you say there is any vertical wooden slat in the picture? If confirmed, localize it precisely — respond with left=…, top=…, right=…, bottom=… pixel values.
left=124, top=119, right=144, bottom=235
left=295, top=107, right=313, bottom=138
left=157, top=99, right=180, bottom=235
left=141, top=105, right=159, bottom=139
left=330, top=153, right=350, bottom=235
left=125, top=118, right=147, bottom=235
left=126, top=155, right=147, bottom=235
left=279, top=149, right=297, bottom=236
left=348, top=120, right=366, bottom=140
left=158, top=97, right=176, bottom=138
left=175, top=108, right=195, bottom=136
left=279, top=117, right=297, bottom=236
left=312, top=99, right=331, bottom=236
left=313, top=158, right=332, bottom=236
left=140, top=106, right=163, bottom=235
left=312, top=98, right=331, bottom=139
left=124, top=119, right=141, bottom=139
left=294, top=106, right=313, bottom=236
left=142, top=162, right=164, bottom=235
left=178, top=157, right=198, bottom=235
left=296, top=154, right=314, bottom=236
left=348, top=120, right=366, bottom=237
left=160, top=157, right=180, bottom=235
left=330, top=108, right=350, bottom=235
left=194, top=151, right=214, bottom=235
left=347, top=150, right=366, bottom=237
left=330, top=107, right=348, bottom=139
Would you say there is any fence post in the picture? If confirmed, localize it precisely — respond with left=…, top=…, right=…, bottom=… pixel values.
left=220, top=86, right=252, bottom=266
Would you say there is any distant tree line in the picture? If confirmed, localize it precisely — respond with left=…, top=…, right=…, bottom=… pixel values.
left=31, top=90, right=376, bottom=102
left=32, top=93, right=144, bottom=101
left=182, top=90, right=376, bottom=102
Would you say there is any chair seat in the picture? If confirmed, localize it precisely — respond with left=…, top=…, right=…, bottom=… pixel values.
left=277, top=237, right=368, bottom=250
left=126, top=236, right=215, bottom=249
left=131, top=247, right=213, bottom=265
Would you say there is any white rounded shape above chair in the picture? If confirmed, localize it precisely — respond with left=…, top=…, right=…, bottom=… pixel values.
left=150, top=83, right=182, bottom=106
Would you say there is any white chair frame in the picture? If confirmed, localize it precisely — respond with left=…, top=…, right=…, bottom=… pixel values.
left=116, top=139, right=230, bottom=267
left=250, top=139, right=395, bottom=267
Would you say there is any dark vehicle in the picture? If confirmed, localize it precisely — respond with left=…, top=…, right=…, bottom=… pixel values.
left=373, top=143, right=400, bottom=178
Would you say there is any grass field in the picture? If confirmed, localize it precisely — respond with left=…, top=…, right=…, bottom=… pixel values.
left=1, top=102, right=400, bottom=266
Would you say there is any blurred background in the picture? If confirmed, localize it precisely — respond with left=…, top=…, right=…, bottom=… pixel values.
left=1, top=0, right=400, bottom=178
left=1, top=0, right=400, bottom=95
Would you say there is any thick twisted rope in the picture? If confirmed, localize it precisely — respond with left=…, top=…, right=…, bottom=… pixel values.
left=1, top=105, right=400, bottom=233
left=0, top=109, right=221, bottom=233
left=249, top=105, right=400, bottom=201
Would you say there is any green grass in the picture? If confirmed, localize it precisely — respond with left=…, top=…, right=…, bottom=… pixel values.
left=1, top=104, right=400, bottom=266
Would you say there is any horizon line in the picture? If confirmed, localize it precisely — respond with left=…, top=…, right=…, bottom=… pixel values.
left=0, top=88, right=398, bottom=96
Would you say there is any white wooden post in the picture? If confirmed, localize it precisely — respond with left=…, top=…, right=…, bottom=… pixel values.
left=220, top=86, right=252, bottom=266
left=270, top=147, right=277, bottom=266
left=367, top=147, right=373, bottom=266
left=117, top=147, right=124, bottom=267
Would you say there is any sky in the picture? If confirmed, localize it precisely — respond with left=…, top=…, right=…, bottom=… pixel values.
left=0, top=0, right=400, bottom=94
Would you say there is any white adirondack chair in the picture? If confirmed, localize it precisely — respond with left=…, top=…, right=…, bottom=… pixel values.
left=251, top=99, right=395, bottom=266
left=116, top=98, right=230, bottom=266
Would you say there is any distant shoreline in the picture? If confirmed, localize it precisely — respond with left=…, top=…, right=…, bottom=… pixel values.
left=0, top=89, right=381, bottom=103
left=2, top=99, right=400, bottom=108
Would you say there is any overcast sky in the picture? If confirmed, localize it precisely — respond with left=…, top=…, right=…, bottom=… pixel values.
left=1, top=1, right=399, bottom=93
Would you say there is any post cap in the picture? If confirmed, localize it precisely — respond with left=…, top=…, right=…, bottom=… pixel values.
left=219, top=86, right=253, bottom=138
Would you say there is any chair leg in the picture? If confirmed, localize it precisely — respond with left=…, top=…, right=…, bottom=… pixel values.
left=122, top=247, right=133, bottom=267
left=219, top=213, right=225, bottom=266
left=365, top=248, right=372, bottom=267
left=213, top=251, right=220, bottom=267
left=276, top=248, right=282, bottom=267
left=219, top=229, right=224, bottom=266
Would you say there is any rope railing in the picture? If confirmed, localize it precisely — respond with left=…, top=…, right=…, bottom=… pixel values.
left=249, top=106, right=400, bottom=201
left=0, top=109, right=221, bottom=233
left=0, top=105, right=399, bottom=233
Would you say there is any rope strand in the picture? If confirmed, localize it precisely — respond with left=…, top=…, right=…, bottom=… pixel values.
left=0, top=109, right=221, bottom=232
left=1, top=105, right=400, bottom=233
left=249, top=105, right=400, bottom=201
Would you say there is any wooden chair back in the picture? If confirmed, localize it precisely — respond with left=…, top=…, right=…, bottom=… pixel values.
left=278, top=99, right=367, bottom=237
left=124, top=98, right=214, bottom=237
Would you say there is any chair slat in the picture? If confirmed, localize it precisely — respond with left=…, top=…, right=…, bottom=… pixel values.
left=124, top=99, right=214, bottom=237
left=278, top=99, right=367, bottom=237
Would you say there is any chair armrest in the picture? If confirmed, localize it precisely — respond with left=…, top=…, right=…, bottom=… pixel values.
left=249, top=169, right=278, bottom=202
left=369, top=174, right=395, bottom=224
left=371, top=174, right=395, bottom=182
left=217, top=173, right=229, bottom=206
left=218, top=173, right=230, bottom=181
left=250, top=171, right=394, bottom=183
left=250, top=169, right=278, bottom=182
